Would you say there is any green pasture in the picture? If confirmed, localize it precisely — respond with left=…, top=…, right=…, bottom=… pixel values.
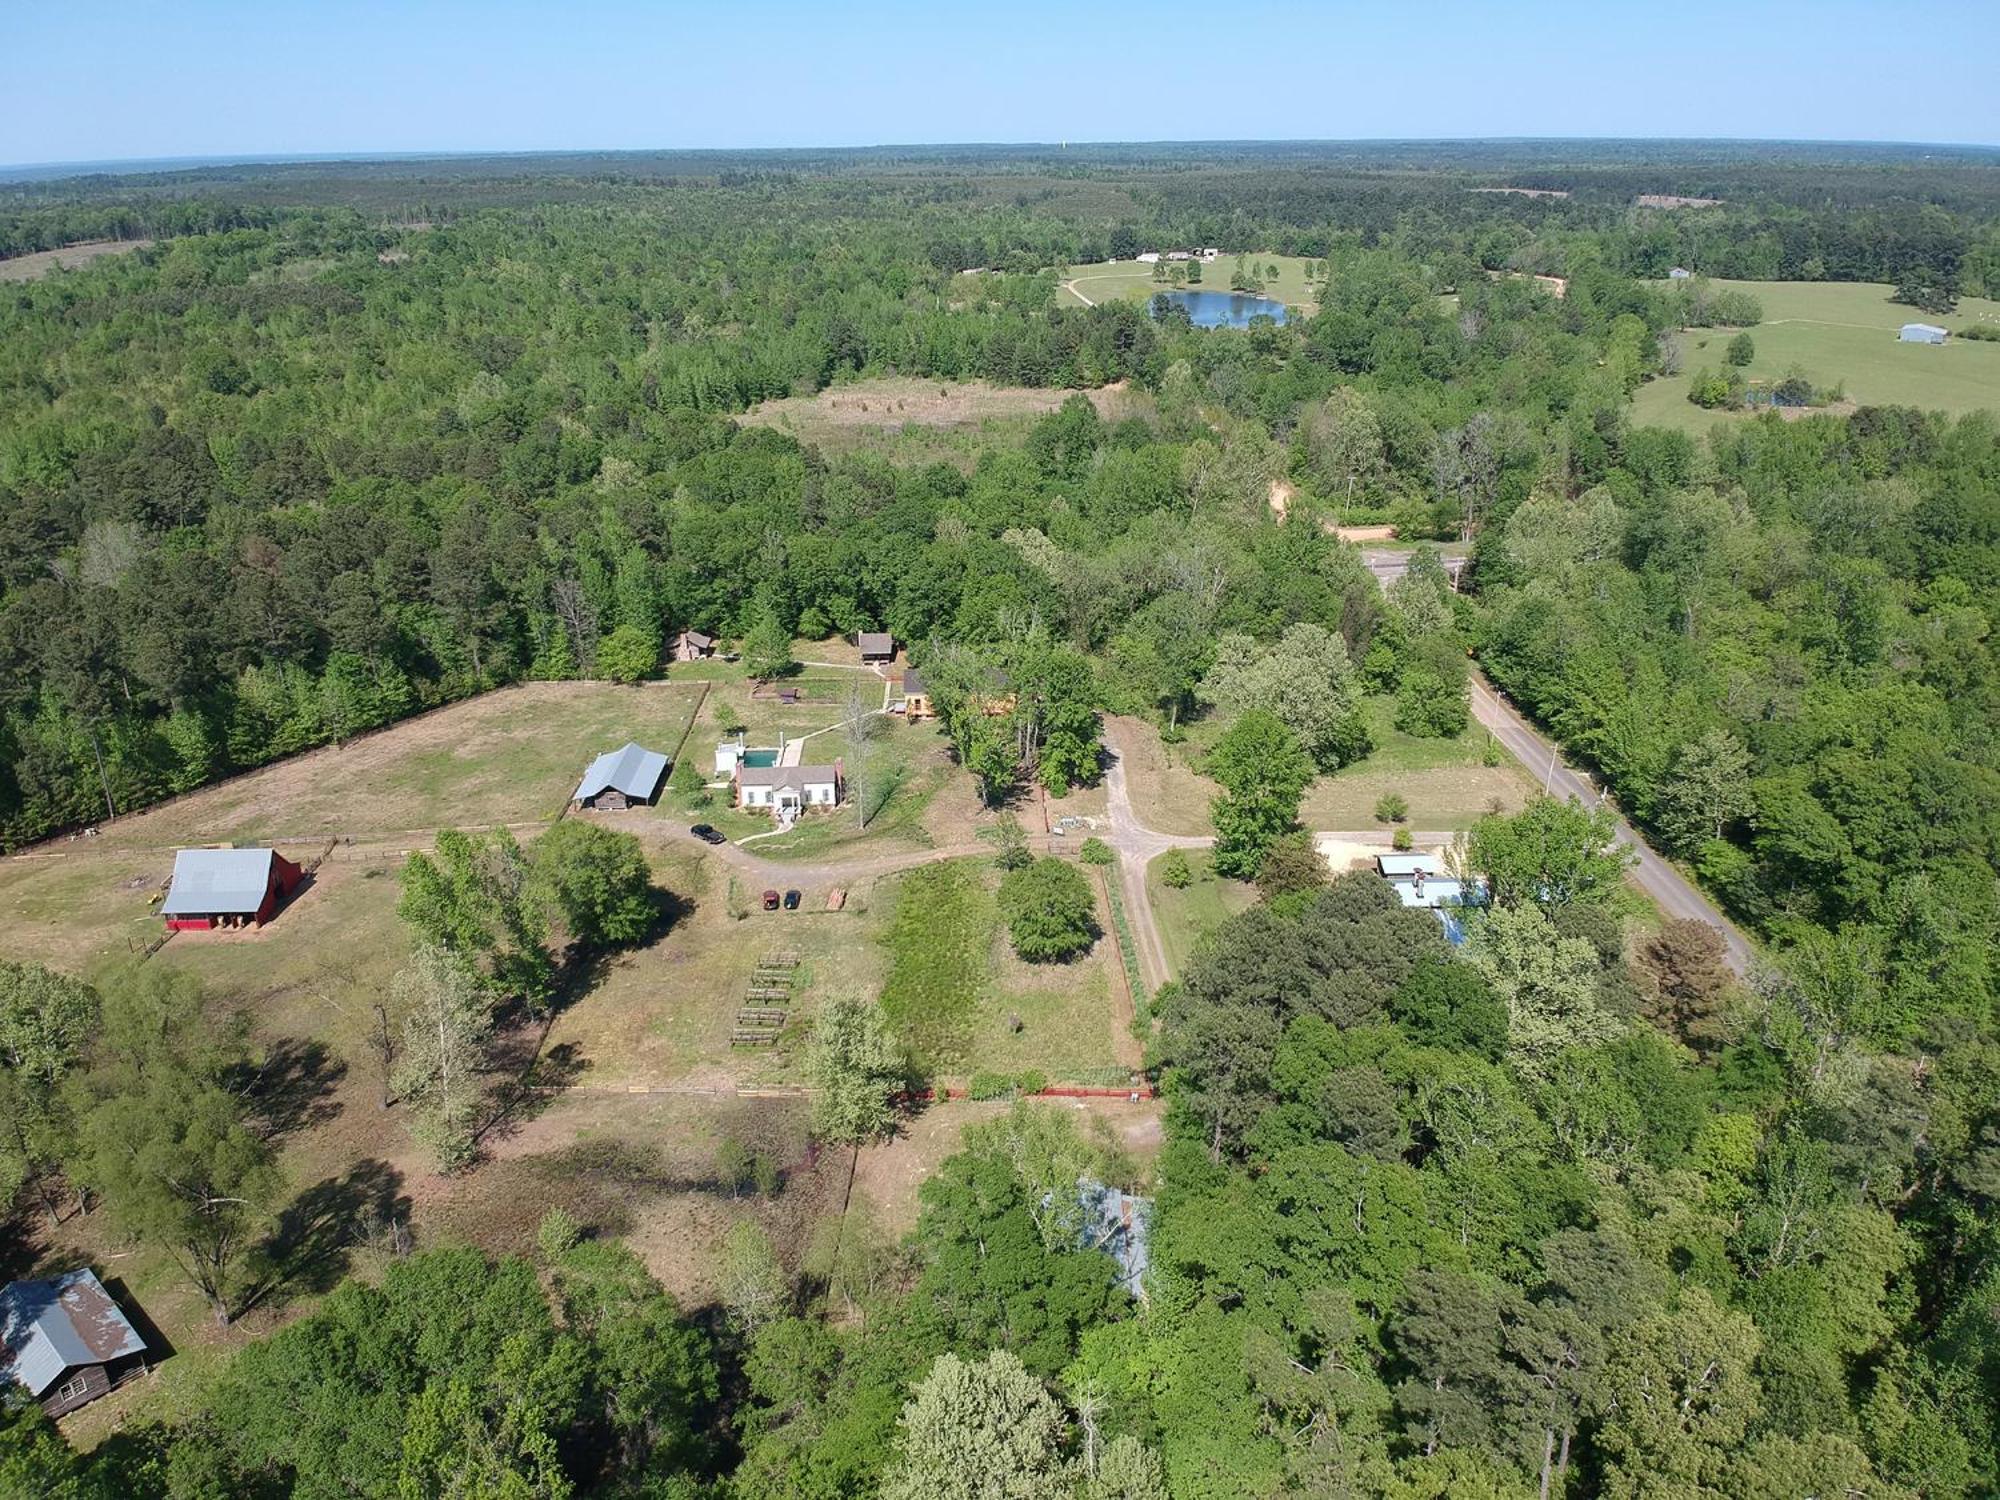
left=1059, top=253, right=1323, bottom=315
left=1632, top=279, right=2000, bottom=433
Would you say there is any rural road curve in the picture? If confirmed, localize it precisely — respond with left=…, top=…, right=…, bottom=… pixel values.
left=1468, top=672, right=1759, bottom=977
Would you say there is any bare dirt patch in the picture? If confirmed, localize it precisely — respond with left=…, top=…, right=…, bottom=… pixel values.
left=0, top=240, right=154, bottom=281
left=738, top=378, right=1137, bottom=450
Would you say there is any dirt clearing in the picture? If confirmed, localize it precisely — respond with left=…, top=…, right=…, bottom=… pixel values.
left=738, top=378, right=1140, bottom=450
left=0, top=239, right=154, bottom=281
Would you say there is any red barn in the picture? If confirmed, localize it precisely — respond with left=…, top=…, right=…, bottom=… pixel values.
left=160, top=848, right=303, bottom=931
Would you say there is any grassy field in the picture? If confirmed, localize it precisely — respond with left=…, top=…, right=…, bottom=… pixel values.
left=876, top=858, right=1125, bottom=1081
left=1302, top=696, right=1534, bottom=829
left=1060, top=254, right=1323, bottom=315
left=1632, top=279, right=2000, bottom=433
left=1146, top=851, right=1257, bottom=974
left=1124, top=695, right=1534, bottom=836
left=659, top=671, right=977, bottom=862
left=0, top=676, right=885, bottom=1443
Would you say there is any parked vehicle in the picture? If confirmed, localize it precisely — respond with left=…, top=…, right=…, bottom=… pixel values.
left=783, top=889, right=802, bottom=910
left=690, top=824, right=726, bottom=845
left=761, top=888, right=781, bottom=911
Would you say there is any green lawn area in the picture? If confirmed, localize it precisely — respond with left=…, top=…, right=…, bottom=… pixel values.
left=1146, top=851, right=1257, bottom=974
left=1632, top=279, right=2000, bottom=433
left=659, top=683, right=958, bottom=862
left=876, top=858, right=1123, bottom=1082
left=1060, top=253, right=1323, bottom=315
left=1162, top=694, right=1535, bottom=831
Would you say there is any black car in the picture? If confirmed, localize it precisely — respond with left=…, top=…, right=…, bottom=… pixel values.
left=783, top=889, right=802, bottom=910
left=689, top=824, right=727, bottom=845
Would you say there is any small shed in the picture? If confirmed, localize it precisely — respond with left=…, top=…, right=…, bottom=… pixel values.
left=671, top=629, right=716, bottom=662
left=857, top=631, right=896, bottom=664
left=1668, top=266, right=1692, bottom=280
left=0, top=1269, right=151, bottom=1417
left=1899, top=322, right=1948, bottom=344
left=901, top=668, right=932, bottom=720
left=573, top=742, right=669, bottom=811
left=160, top=848, right=303, bottom=931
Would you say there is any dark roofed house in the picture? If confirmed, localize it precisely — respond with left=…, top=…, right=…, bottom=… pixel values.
left=0, top=1269, right=151, bottom=1417
left=160, top=848, right=303, bottom=931
left=573, top=742, right=669, bottom=811
left=671, top=629, right=716, bottom=662
left=857, top=631, right=895, bottom=664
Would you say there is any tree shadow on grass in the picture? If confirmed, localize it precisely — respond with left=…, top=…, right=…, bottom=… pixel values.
left=242, top=1158, right=409, bottom=1317
left=229, top=1036, right=348, bottom=1141
left=474, top=1039, right=589, bottom=1154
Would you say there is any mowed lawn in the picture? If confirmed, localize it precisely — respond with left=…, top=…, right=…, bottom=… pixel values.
left=1127, top=696, right=1534, bottom=837
left=1633, top=279, right=2000, bottom=433
left=1146, top=851, right=1257, bottom=974
left=876, top=858, right=1128, bottom=1083
left=660, top=672, right=978, bottom=861
left=1060, top=254, right=1323, bottom=314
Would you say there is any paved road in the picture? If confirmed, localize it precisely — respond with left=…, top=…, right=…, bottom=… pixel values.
left=1468, top=672, right=1759, bottom=977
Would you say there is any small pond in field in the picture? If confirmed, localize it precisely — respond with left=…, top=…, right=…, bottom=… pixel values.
left=1150, top=289, right=1290, bottom=327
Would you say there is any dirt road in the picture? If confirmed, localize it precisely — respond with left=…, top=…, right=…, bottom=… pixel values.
left=1468, top=672, right=1759, bottom=977
left=1099, top=722, right=1213, bottom=992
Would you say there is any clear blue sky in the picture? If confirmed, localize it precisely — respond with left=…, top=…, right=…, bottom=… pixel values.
left=4, top=0, right=1997, bottom=166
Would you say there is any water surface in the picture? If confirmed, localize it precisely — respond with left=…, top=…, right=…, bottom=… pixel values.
left=1151, top=289, right=1290, bottom=328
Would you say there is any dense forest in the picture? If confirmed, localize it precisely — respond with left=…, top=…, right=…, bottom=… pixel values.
left=2, top=143, right=1997, bottom=1496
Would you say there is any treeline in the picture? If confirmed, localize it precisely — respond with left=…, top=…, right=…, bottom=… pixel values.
left=0, top=197, right=1656, bottom=848
left=1476, top=404, right=2000, bottom=1037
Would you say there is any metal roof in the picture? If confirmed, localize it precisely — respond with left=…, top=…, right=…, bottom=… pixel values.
left=574, top=742, right=668, bottom=803
left=1375, top=853, right=1445, bottom=878
left=0, top=1269, right=146, bottom=1397
left=159, top=848, right=280, bottom=916
left=1392, top=876, right=1475, bottom=910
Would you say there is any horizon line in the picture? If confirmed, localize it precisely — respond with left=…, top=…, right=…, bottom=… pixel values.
left=6, top=133, right=1999, bottom=180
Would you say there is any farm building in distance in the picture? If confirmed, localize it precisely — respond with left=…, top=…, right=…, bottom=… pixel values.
left=160, top=847, right=303, bottom=930
left=1668, top=266, right=1692, bottom=279
left=671, top=629, right=716, bottom=662
left=1899, top=323, right=1949, bottom=344
left=0, top=1268, right=152, bottom=1417
left=737, top=762, right=842, bottom=816
left=857, top=631, right=896, bottom=664
left=573, top=742, right=669, bottom=810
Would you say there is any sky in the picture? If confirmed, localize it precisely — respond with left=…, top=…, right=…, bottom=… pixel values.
left=4, top=0, right=1998, bottom=168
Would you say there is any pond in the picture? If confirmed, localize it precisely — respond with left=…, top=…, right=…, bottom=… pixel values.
left=1150, top=289, right=1290, bottom=328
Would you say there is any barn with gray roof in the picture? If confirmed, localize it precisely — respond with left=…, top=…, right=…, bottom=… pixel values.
left=0, top=1268, right=151, bottom=1416
left=573, top=742, right=669, bottom=810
